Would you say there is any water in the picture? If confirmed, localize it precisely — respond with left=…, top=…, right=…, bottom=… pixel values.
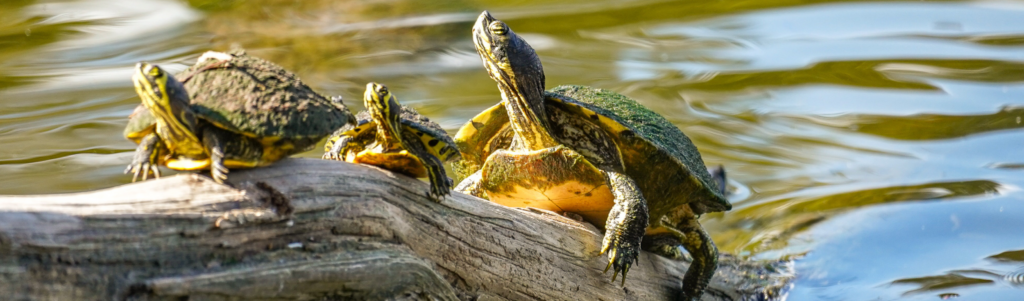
left=2, top=0, right=1023, bottom=299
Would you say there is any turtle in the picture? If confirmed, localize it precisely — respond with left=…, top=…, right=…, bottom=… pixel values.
left=323, top=82, right=460, bottom=200
left=452, top=11, right=732, bottom=300
left=124, top=51, right=355, bottom=184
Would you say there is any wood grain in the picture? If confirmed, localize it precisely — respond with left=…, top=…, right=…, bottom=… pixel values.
left=0, top=158, right=790, bottom=301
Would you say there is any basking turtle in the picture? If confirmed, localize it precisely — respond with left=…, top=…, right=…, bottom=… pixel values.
left=124, top=51, right=354, bottom=183
left=323, top=82, right=460, bottom=199
left=453, top=11, right=731, bottom=300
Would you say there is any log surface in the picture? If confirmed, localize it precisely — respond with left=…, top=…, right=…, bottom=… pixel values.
left=0, top=158, right=790, bottom=301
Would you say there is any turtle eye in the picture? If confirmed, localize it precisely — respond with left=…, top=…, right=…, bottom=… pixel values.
left=376, top=84, right=388, bottom=95
left=148, top=65, right=163, bottom=78
left=489, top=21, right=507, bottom=35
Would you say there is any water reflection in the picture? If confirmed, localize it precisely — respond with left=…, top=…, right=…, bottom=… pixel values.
left=1, top=0, right=1024, bottom=299
left=891, top=248, right=1024, bottom=297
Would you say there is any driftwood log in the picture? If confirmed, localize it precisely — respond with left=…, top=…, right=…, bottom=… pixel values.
left=0, top=158, right=790, bottom=301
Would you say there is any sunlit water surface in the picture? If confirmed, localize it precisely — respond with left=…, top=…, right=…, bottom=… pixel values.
left=2, top=0, right=1023, bottom=299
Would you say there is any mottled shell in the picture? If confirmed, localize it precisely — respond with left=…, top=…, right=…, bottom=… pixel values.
left=180, top=52, right=353, bottom=139
left=455, top=85, right=730, bottom=215
left=125, top=51, right=354, bottom=151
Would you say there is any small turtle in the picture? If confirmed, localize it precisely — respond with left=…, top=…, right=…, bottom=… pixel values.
left=124, top=51, right=354, bottom=183
left=453, top=11, right=731, bottom=300
left=323, top=82, right=460, bottom=199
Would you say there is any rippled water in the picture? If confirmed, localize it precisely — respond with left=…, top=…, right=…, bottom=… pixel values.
left=2, top=0, right=1024, bottom=299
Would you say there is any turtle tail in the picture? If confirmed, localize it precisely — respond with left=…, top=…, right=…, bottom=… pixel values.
left=709, top=165, right=727, bottom=196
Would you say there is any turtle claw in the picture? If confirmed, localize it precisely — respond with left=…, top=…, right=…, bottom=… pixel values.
left=210, top=164, right=229, bottom=184
left=126, top=162, right=160, bottom=183
left=601, top=231, right=640, bottom=287
left=424, top=171, right=453, bottom=202
left=427, top=178, right=452, bottom=202
left=127, top=135, right=163, bottom=183
left=321, top=148, right=342, bottom=160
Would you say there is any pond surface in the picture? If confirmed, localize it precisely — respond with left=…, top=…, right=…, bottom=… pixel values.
left=2, top=0, right=1024, bottom=299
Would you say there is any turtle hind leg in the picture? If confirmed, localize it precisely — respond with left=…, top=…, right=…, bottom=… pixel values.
left=201, top=130, right=229, bottom=184
left=641, top=234, right=690, bottom=262
left=600, top=171, right=649, bottom=286
left=662, top=215, right=718, bottom=301
left=323, top=134, right=352, bottom=160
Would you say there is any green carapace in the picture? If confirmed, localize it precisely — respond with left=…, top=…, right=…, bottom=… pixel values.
left=453, top=11, right=731, bottom=301
left=323, top=82, right=460, bottom=199
left=124, top=51, right=355, bottom=183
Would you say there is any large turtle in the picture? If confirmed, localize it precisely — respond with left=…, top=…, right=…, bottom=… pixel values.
left=453, top=11, right=731, bottom=300
left=323, top=82, right=460, bottom=199
left=124, top=51, right=354, bottom=183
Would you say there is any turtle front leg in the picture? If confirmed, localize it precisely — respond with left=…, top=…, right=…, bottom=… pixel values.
left=322, top=133, right=352, bottom=160
left=201, top=130, right=229, bottom=184
left=662, top=215, right=718, bottom=301
left=401, top=130, right=452, bottom=200
left=454, top=170, right=486, bottom=198
left=600, top=171, right=649, bottom=286
left=420, top=152, right=453, bottom=200
left=125, top=133, right=163, bottom=182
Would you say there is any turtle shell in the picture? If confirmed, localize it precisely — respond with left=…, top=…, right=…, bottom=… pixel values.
left=398, top=106, right=459, bottom=161
left=179, top=51, right=352, bottom=140
left=455, top=85, right=730, bottom=215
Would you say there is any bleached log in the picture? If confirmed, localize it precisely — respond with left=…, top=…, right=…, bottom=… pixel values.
left=0, top=158, right=789, bottom=301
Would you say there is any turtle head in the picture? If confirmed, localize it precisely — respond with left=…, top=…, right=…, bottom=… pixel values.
left=364, top=82, right=404, bottom=149
left=132, top=62, right=199, bottom=145
left=473, top=11, right=556, bottom=149
left=473, top=11, right=545, bottom=96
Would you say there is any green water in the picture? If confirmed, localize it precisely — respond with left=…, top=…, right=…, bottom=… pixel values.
left=2, top=0, right=1024, bottom=299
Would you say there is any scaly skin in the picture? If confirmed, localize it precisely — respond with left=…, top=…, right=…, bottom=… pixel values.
left=667, top=216, right=718, bottom=301
left=601, top=171, right=649, bottom=286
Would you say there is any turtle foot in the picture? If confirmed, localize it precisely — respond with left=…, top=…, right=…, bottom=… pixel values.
left=124, top=161, right=161, bottom=182
left=601, top=231, right=641, bottom=286
left=427, top=176, right=453, bottom=202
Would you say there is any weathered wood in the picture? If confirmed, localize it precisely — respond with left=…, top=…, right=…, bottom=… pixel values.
left=0, top=158, right=790, bottom=301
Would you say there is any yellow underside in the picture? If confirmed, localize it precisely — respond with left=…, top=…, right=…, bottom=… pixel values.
left=353, top=149, right=427, bottom=178
left=165, top=158, right=261, bottom=170
left=489, top=180, right=615, bottom=227
left=162, top=139, right=294, bottom=171
left=482, top=147, right=617, bottom=227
